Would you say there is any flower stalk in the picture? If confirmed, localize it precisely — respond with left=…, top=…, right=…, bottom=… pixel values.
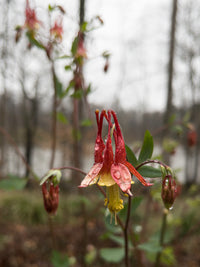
left=154, top=208, right=168, bottom=267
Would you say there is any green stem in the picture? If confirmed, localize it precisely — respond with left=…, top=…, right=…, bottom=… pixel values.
left=155, top=208, right=168, bottom=267
left=49, top=61, right=58, bottom=169
left=136, top=159, right=169, bottom=171
left=124, top=195, right=131, bottom=267
left=48, top=215, right=57, bottom=250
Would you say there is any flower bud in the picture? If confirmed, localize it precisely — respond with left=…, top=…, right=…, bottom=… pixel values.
left=187, top=130, right=197, bottom=147
left=161, top=175, right=178, bottom=209
left=42, top=182, right=59, bottom=215
left=40, top=169, right=62, bottom=215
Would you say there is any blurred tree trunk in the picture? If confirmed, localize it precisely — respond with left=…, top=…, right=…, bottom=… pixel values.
left=185, top=51, right=199, bottom=186
left=71, top=0, right=85, bottom=182
left=20, top=68, right=39, bottom=178
left=178, top=0, right=200, bottom=186
left=0, top=0, right=10, bottom=175
left=163, top=0, right=178, bottom=165
left=164, top=0, right=178, bottom=125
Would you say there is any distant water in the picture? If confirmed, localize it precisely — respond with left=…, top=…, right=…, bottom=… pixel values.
left=1, top=145, right=200, bottom=184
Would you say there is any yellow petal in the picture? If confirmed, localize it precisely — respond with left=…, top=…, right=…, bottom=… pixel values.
left=98, top=173, right=116, bottom=187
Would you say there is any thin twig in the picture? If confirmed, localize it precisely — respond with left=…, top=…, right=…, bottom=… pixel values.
left=0, top=126, right=39, bottom=180
left=53, top=166, right=87, bottom=176
left=136, top=159, right=169, bottom=171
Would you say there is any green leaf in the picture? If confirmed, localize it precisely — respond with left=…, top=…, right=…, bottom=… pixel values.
left=131, top=196, right=143, bottom=212
left=138, top=130, right=153, bottom=163
left=71, top=36, right=78, bottom=56
left=81, top=119, right=92, bottom=127
left=51, top=250, right=69, bottom=267
left=81, top=21, right=88, bottom=32
left=57, top=55, right=72, bottom=60
left=109, top=235, right=124, bottom=246
left=86, top=84, right=92, bottom=95
left=64, top=65, right=72, bottom=71
left=125, top=144, right=138, bottom=167
left=72, top=129, right=81, bottom=141
left=100, top=248, right=124, bottom=263
left=138, top=241, right=162, bottom=253
left=48, top=4, right=54, bottom=11
left=172, top=125, right=183, bottom=135
left=54, top=75, right=63, bottom=98
left=161, top=246, right=176, bottom=266
left=119, top=196, right=143, bottom=220
left=183, top=111, right=191, bottom=124
left=26, top=31, right=45, bottom=50
left=70, top=89, right=83, bottom=99
left=168, top=113, right=176, bottom=125
left=0, top=175, right=27, bottom=191
left=137, top=166, right=162, bottom=178
left=63, top=81, right=74, bottom=97
left=57, top=112, right=68, bottom=124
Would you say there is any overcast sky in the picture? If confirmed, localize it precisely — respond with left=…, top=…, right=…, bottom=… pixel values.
left=3, top=0, right=194, bottom=112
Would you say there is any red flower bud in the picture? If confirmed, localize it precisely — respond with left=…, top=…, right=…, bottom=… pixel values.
left=187, top=130, right=197, bottom=147
left=42, top=181, right=59, bottom=215
left=161, top=175, right=179, bottom=209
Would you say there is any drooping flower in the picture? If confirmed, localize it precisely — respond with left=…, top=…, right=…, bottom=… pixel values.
left=50, top=19, right=63, bottom=41
left=40, top=169, right=61, bottom=215
left=42, top=181, right=59, bottom=215
left=161, top=175, right=179, bottom=210
left=25, top=0, right=41, bottom=31
left=110, top=110, right=152, bottom=192
left=80, top=110, right=124, bottom=220
left=79, top=110, right=152, bottom=220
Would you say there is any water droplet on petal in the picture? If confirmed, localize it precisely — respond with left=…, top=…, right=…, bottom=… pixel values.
left=114, top=170, right=121, bottom=179
left=169, top=206, right=173, bottom=211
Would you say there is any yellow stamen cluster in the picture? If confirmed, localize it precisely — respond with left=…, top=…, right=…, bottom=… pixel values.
left=104, top=184, right=124, bottom=224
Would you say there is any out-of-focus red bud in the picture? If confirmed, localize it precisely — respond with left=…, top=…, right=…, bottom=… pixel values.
left=50, top=19, right=63, bottom=41
left=161, top=175, right=179, bottom=210
left=15, top=26, right=22, bottom=43
left=96, top=15, right=104, bottom=24
left=25, top=0, right=42, bottom=31
left=57, top=5, right=66, bottom=14
left=42, top=181, right=59, bottom=215
left=76, top=32, right=87, bottom=59
left=46, top=43, right=53, bottom=59
left=187, top=130, right=197, bottom=147
left=104, top=60, right=109, bottom=73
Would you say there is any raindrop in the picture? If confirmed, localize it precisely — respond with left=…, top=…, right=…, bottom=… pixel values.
left=95, top=146, right=99, bottom=151
left=169, top=206, right=173, bottom=211
left=114, top=170, right=121, bottom=179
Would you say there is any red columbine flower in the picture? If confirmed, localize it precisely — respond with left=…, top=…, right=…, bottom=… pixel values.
left=25, top=0, right=41, bottom=31
left=161, top=175, right=178, bottom=210
left=79, top=109, right=114, bottom=188
left=111, top=110, right=152, bottom=192
left=79, top=110, right=152, bottom=221
left=50, top=19, right=63, bottom=41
